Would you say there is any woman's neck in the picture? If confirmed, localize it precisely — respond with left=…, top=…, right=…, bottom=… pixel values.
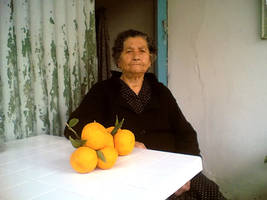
left=120, top=73, right=144, bottom=95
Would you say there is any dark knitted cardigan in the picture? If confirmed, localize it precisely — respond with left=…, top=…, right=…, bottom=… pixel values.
left=64, top=71, right=200, bottom=156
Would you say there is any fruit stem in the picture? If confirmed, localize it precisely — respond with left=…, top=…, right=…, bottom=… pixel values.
left=65, top=123, right=81, bottom=139
left=111, top=118, right=124, bottom=136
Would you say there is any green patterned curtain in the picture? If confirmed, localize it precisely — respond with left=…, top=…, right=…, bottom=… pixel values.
left=0, top=0, right=97, bottom=141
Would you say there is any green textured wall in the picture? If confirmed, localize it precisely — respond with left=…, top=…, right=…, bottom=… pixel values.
left=0, top=0, right=97, bottom=141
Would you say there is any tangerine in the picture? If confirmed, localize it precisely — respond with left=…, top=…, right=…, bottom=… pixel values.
left=106, top=126, right=115, bottom=134
left=114, top=129, right=135, bottom=156
left=81, top=122, right=108, bottom=150
left=105, top=132, right=114, bottom=148
left=106, top=126, right=120, bottom=148
left=70, top=146, right=97, bottom=173
left=97, top=147, right=118, bottom=169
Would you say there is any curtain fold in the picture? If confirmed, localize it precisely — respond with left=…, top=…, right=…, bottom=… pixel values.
left=96, top=7, right=111, bottom=81
left=0, top=0, right=97, bottom=141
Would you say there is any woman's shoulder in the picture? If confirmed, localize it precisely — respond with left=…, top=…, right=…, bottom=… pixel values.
left=89, top=74, right=121, bottom=94
left=145, top=73, right=172, bottom=94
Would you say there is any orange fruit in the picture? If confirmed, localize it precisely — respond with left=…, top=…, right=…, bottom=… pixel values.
left=97, top=147, right=118, bottom=169
left=106, top=126, right=115, bottom=134
left=81, top=122, right=108, bottom=150
left=70, top=146, right=97, bottom=173
left=106, top=126, right=121, bottom=134
left=105, top=132, right=114, bottom=148
left=106, top=126, right=120, bottom=148
left=114, top=129, right=135, bottom=156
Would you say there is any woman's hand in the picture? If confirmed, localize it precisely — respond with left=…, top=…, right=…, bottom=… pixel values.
left=174, top=181, right=191, bottom=196
left=135, top=141, right=146, bottom=149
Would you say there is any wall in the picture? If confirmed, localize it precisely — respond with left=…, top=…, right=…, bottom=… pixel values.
left=168, top=0, right=267, bottom=199
left=95, top=0, right=155, bottom=70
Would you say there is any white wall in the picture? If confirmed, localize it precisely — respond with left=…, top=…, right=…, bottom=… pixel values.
left=168, top=0, right=267, bottom=199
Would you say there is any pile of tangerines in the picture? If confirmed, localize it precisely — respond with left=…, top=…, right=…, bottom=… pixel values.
left=66, top=117, right=135, bottom=173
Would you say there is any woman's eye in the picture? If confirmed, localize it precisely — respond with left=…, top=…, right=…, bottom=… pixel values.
left=140, top=49, right=148, bottom=53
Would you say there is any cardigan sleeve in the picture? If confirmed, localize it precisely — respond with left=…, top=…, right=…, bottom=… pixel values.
left=64, top=83, right=107, bottom=140
left=165, top=87, right=201, bottom=156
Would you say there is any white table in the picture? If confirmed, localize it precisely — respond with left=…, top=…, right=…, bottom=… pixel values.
left=0, top=135, right=202, bottom=200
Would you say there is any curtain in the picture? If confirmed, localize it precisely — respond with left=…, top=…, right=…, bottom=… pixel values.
left=96, top=7, right=111, bottom=81
left=0, top=0, right=97, bottom=141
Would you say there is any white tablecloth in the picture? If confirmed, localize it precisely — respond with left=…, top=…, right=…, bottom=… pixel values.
left=0, top=135, right=202, bottom=200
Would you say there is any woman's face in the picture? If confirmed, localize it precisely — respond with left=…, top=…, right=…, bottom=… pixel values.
left=118, top=36, right=151, bottom=76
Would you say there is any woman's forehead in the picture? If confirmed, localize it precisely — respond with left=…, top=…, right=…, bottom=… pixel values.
left=123, top=36, right=148, bottom=48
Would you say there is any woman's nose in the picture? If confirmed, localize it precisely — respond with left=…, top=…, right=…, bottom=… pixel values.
left=132, top=51, right=141, bottom=60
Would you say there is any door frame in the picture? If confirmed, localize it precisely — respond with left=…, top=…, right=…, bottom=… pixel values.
left=156, top=0, right=168, bottom=86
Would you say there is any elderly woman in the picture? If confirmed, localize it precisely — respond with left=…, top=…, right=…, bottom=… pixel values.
left=64, top=29, right=226, bottom=200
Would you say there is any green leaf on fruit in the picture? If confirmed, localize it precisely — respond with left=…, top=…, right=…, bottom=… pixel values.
left=111, top=116, right=124, bottom=136
left=115, top=115, right=119, bottom=127
left=264, top=156, right=267, bottom=164
left=69, top=136, right=86, bottom=148
left=97, top=150, right=106, bottom=162
left=69, top=118, right=79, bottom=127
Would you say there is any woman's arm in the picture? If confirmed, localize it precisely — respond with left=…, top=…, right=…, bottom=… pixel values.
left=165, top=87, right=201, bottom=156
